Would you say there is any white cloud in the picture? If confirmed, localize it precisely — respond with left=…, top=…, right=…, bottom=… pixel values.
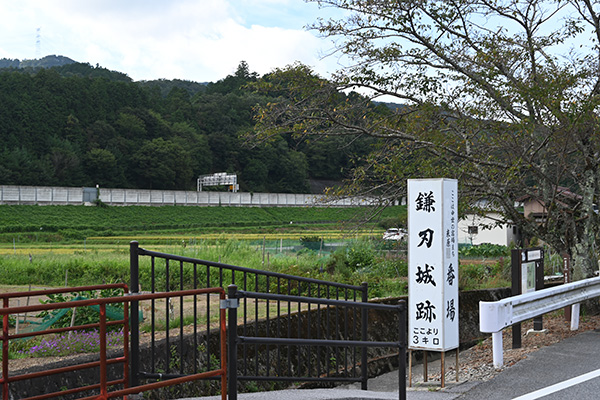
left=0, top=0, right=336, bottom=82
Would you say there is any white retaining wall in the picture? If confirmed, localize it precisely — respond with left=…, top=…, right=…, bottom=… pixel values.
left=0, top=185, right=376, bottom=207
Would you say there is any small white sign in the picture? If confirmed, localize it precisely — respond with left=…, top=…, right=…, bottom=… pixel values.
left=408, top=179, right=459, bottom=351
left=527, top=250, right=542, bottom=261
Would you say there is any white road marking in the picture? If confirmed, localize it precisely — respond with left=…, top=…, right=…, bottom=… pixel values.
left=512, top=368, right=600, bottom=400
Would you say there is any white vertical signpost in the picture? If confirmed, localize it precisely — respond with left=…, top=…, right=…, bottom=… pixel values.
left=408, top=178, right=459, bottom=387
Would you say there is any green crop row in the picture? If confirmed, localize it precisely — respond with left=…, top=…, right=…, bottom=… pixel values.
left=0, top=204, right=405, bottom=236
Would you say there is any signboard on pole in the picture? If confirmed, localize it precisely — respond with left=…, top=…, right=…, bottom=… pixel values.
left=408, top=178, right=459, bottom=351
left=511, top=247, right=545, bottom=347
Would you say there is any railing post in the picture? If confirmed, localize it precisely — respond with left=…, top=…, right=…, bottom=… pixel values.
left=3, top=298, right=9, bottom=400
left=228, top=285, right=239, bottom=400
left=130, top=241, right=140, bottom=388
left=398, top=301, right=407, bottom=400
left=361, top=282, right=368, bottom=390
left=99, top=303, right=108, bottom=398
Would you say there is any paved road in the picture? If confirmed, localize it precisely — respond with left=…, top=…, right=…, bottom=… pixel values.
left=178, top=329, right=600, bottom=400
left=456, top=329, right=600, bottom=399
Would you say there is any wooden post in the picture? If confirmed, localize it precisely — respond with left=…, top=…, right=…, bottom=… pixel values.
left=441, top=351, right=445, bottom=388
left=423, top=351, right=428, bottom=382
left=456, top=348, right=459, bottom=382
left=408, top=349, right=413, bottom=387
left=68, top=307, right=77, bottom=339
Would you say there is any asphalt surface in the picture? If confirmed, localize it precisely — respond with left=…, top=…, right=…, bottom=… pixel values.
left=176, top=329, right=600, bottom=400
left=456, top=329, right=600, bottom=400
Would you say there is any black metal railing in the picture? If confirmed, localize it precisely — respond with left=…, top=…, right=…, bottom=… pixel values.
left=226, top=285, right=407, bottom=400
left=129, top=242, right=369, bottom=389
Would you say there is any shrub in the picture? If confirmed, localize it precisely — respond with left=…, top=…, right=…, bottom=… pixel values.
left=299, top=236, right=323, bottom=250
left=459, top=243, right=509, bottom=258
left=347, top=239, right=376, bottom=270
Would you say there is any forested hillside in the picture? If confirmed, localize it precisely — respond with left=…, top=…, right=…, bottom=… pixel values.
left=0, top=60, right=375, bottom=193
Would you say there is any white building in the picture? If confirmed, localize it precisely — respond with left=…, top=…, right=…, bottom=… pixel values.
left=458, top=212, right=521, bottom=246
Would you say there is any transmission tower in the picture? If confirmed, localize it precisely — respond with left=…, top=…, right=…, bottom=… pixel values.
left=35, top=28, right=41, bottom=58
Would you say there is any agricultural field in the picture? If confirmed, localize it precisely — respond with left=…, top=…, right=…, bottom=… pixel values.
left=0, top=204, right=516, bottom=298
left=0, top=204, right=413, bottom=296
left=0, top=204, right=405, bottom=242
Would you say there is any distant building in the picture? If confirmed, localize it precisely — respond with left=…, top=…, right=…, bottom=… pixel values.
left=519, top=186, right=584, bottom=224
left=458, top=212, right=521, bottom=246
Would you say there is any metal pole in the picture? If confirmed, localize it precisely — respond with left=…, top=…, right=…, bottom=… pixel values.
left=99, top=303, right=108, bottom=398
left=361, top=282, right=368, bottom=390
left=130, top=241, right=140, bottom=388
left=3, top=299, right=10, bottom=400
left=533, top=249, right=544, bottom=331
left=563, top=253, right=572, bottom=321
left=492, top=331, right=503, bottom=368
left=228, top=285, right=239, bottom=400
left=511, top=248, right=522, bottom=349
left=398, top=303, right=407, bottom=400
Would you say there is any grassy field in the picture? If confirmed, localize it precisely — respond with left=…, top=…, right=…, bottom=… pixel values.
left=0, top=204, right=511, bottom=297
left=0, top=204, right=406, bottom=241
left=0, top=204, right=412, bottom=297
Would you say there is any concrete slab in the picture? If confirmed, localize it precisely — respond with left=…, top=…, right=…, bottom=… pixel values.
left=173, top=350, right=475, bottom=400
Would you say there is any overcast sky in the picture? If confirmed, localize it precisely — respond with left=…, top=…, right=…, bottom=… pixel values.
left=0, top=0, right=343, bottom=83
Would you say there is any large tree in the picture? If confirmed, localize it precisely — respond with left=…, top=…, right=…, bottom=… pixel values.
left=251, top=0, right=600, bottom=278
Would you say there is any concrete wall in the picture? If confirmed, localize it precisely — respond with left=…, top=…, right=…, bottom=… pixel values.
left=0, top=185, right=84, bottom=205
left=0, top=185, right=375, bottom=208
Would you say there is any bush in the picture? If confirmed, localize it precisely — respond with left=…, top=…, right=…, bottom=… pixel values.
left=325, top=249, right=349, bottom=274
left=299, top=236, right=323, bottom=250
left=459, top=243, right=509, bottom=258
left=347, top=239, right=376, bottom=270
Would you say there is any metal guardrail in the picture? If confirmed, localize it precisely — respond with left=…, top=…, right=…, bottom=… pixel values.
left=226, top=285, right=408, bottom=400
left=479, top=275, right=600, bottom=367
left=1, top=284, right=130, bottom=400
left=129, top=241, right=370, bottom=392
left=1, top=285, right=227, bottom=400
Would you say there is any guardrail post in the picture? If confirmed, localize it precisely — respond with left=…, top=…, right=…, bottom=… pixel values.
left=571, top=303, right=580, bottom=330
left=492, top=331, right=503, bottom=368
left=361, top=282, right=368, bottom=391
left=227, top=285, right=239, bottom=400
left=130, top=241, right=140, bottom=388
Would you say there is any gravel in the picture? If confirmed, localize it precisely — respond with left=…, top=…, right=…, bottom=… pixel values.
left=432, top=310, right=600, bottom=383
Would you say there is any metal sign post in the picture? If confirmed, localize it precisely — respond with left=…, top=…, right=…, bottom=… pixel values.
left=408, top=179, right=459, bottom=387
left=563, top=253, right=572, bottom=321
left=511, top=247, right=544, bottom=349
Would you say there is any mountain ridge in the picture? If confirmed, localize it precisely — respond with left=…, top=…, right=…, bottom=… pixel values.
left=0, top=55, right=77, bottom=69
